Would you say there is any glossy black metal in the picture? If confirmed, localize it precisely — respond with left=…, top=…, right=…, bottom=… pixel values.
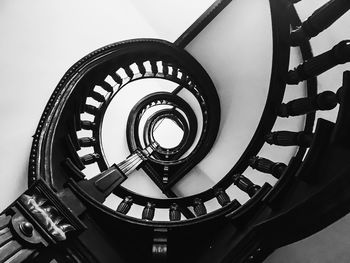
left=78, top=165, right=126, bottom=202
left=249, top=156, right=287, bottom=179
left=287, top=40, right=350, bottom=84
left=277, top=90, right=338, bottom=117
left=233, top=174, right=261, bottom=198
left=127, top=92, right=197, bottom=165
left=288, top=3, right=318, bottom=160
left=116, top=196, right=133, bottom=214
left=290, top=0, right=350, bottom=46
left=174, top=0, right=233, bottom=48
left=266, top=131, right=314, bottom=147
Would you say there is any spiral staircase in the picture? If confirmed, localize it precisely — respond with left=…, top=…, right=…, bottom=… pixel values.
left=0, top=0, right=350, bottom=262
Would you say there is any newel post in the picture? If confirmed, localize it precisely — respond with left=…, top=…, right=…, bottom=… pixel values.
left=0, top=179, right=85, bottom=262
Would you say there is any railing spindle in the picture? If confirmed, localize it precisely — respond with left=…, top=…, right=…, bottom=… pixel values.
left=249, top=156, right=287, bottom=179
left=116, top=196, right=133, bottom=214
left=142, top=202, right=155, bottom=220
left=193, top=198, right=207, bottom=216
left=169, top=203, right=181, bottom=221
left=150, top=60, right=158, bottom=75
left=136, top=61, right=146, bottom=76
left=124, top=66, right=134, bottom=79
left=277, top=90, right=338, bottom=117
left=90, top=91, right=106, bottom=103
left=84, top=105, right=99, bottom=115
left=110, top=72, right=123, bottom=85
left=266, top=131, right=314, bottom=147
left=215, top=189, right=231, bottom=207
left=291, top=0, right=350, bottom=46
left=287, top=40, right=350, bottom=84
left=98, top=81, right=113, bottom=93
left=80, top=153, right=100, bottom=165
left=78, top=137, right=96, bottom=147
left=80, top=120, right=96, bottom=130
left=233, top=174, right=261, bottom=197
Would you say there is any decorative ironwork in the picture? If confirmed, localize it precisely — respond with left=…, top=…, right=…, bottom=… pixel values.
left=0, top=180, right=85, bottom=263
left=290, top=0, right=350, bottom=46
left=287, top=40, right=350, bottom=84
left=215, top=189, right=231, bottom=207
left=142, top=202, right=156, bottom=221
left=169, top=203, right=181, bottom=221
left=249, top=156, right=287, bottom=179
left=233, top=174, right=261, bottom=198
left=266, top=131, right=314, bottom=147
left=277, top=90, right=340, bottom=117
left=20, top=194, right=74, bottom=241
left=116, top=196, right=133, bottom=214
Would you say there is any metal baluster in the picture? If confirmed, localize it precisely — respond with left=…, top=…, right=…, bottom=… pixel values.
left=169, top=203, right=181, bottom=221
left=266, top=131, right=314, bottom=147
left=124, top=66, right=134, bottom=79
left=193, top=198, right=207, bottom=216
left=277, top=90, right=338, bottom=117
left=150, top=60, right=158, bottom=75
left=142, top=202, right=155, bottom=220
left=78, top=137, right=96, bottom=147
left=80, top=120, right=96, bottom=130
left=84, top=105, right=99, bottom=115
left=249, top=156, right=287, bottom=179
left=98, top=81, right=113, bottom=93
left=215, top=189, right=231, bottom=207
left=287, top=40, right=350, bottom=84
left=110, top=72, right=123, bottom=85
left=291, top=0, right=350, bottom=46
left=233, top=174, right=261, bottom=197
left=116, top=196, right=133, bottom=214
left=90, top=91, right=106, bottom=103
left=80, top=153, right=100, bottom=165
left=136, top=61, right=146, bottom=76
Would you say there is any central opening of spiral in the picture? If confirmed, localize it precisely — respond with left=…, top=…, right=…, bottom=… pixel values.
left=153, top=117, right=184, bottom=149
